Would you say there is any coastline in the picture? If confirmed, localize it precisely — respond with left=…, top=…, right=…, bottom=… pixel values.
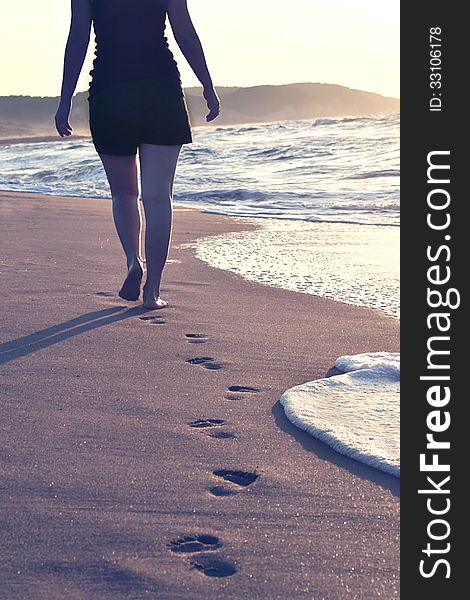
left=0, top=190, right=399, bottom=598
left=0, top=134, right=91, bottom=146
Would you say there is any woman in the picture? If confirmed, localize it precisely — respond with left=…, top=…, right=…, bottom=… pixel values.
left=54, top=0, right=220, bottom=309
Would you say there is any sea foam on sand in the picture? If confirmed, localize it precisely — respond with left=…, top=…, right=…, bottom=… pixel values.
left=192, top=218, right=399, bottom=319
left=280, top=352, right=400, bottom=477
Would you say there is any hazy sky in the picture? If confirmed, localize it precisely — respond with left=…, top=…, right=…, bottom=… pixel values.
left=0, top=1, right=399, bottom=98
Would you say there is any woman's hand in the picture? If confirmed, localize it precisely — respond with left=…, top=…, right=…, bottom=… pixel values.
left=55, top=99, right=73, bottom=137
left=203, top=86, right=220, bottom=122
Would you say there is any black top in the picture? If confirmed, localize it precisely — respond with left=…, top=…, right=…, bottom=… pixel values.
left=89, top=0, right=181, bottom=96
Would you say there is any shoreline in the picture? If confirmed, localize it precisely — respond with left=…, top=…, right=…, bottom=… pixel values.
left=0, top=134, right=91, bottom=146
left=191, top=217, right=400, bottom=320
left=1, top=190, right=399, bottom=598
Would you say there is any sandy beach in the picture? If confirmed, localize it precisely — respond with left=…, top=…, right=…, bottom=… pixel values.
left=0, top=190, right=399, bottom=599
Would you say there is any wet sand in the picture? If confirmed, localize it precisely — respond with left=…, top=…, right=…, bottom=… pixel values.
left=0, top=190, right=399, bottom=599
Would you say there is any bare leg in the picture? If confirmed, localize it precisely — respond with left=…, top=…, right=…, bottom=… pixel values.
left=138, top=143, right=182, bottom=310
left=98, top=153, right=144, bottom=300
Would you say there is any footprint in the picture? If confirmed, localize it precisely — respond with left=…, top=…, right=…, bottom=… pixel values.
left=209, top=486, right=238, bottom=497
left=189, top=555, right=237, bottom=578
left=202, top=362, right=224, bottom=370
left=213, top=470, right=259, bottom=487
left=189, top=419, right=225, bottom=429
left=186, top=357, right=224, bottom=370
left=168, top=534, right=222, bottom=554
left=224, top=393, right=243, bottom=401
left=186, top=356, right=214, bottom=365
left=207, top=431, right=237, bottom=440
left=139, top=316, right=165, bottom=325
left=224, top=385, right=260, bottom=400
left=185, top=333, right=209, bottom=344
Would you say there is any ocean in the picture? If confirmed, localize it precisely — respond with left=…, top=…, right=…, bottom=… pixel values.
left=0, top=112, right=400, bottom=476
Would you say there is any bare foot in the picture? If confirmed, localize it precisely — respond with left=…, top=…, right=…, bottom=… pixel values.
left=143, top=285, right=168, bottom=310
left=119, top=262, right=144, bottom=301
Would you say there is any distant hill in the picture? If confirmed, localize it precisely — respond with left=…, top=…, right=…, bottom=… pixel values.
left=0, top=82, right=399, bottom=139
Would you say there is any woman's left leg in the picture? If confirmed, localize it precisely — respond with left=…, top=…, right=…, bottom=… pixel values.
left=138, top=143, right=182, bottom=309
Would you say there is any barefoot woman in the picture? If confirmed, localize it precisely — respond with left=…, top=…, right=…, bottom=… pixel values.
left=55, top=0, right=220, bottom=309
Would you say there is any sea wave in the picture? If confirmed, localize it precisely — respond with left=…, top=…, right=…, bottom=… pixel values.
left=312, top=115, right=378, bottom=127
left=0, top=113, right=400, bottom=227
left=346, top=169, right=400, bottom=180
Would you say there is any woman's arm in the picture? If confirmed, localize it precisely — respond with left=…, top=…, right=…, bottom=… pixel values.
left=167, top=0, right=220, bottom=122
left=55, top=0, right=93, bottom=136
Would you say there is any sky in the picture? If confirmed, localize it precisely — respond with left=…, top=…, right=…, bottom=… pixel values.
left=0, top=0, right=399, bottom=98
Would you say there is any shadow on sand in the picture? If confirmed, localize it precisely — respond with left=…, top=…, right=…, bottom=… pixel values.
left=0, top=305, right=151, bottom=365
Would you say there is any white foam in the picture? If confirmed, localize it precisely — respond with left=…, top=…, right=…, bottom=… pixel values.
left=335, top=352, right=400, bottom=377
left=280, top=352, right=400, bottom=477
left=192, top=219, right=399, bottom=319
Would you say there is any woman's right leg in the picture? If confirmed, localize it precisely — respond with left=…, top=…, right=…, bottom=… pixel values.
left=97, top=152, right=144, bottom=301
left=138, top=143, right=182, bottom=309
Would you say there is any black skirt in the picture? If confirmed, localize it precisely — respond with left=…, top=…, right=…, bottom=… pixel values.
left=87, top=74, right=193, bottom=155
